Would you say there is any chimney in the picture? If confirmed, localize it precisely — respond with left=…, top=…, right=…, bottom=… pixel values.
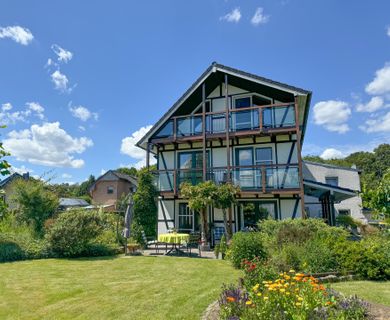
left=22, top=172, right=29, bottom=180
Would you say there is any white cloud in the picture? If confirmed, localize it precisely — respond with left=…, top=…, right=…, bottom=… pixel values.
left=61, top=173, right=72, bottom=179
left=78, top=125, right=86, bottom=131
left=69, top=105, right=98, bottom=122
left=4, top=122, right=93, bottom=168
left=356, top=96, right=386, bottom=112
left=100, top=169, right=107, bottom=175
left=365, top=63, right=390, bottom=95
left=51, top=70, right=71, bottom=93
left=387, top=26, right=390, bottom=37
left=220, top=8, right=241, bottom=23
left=2, top=103, right=12, bottom=111
left=120, top=125, right=157, bottom=169
left=251, top=8, right=270, bottom=26
left=320, top=148, right=345, bottom=160
left=359, top=111, right=390, bottom=133
left=0, top=26, right=33, bottom=45
left=0, top=102, right=45, bottom=125
left=313, top=100, right=351, bottom=133
left=51, top=44, right=73, bottom=63
left=9, top=164, right=33, bottom=175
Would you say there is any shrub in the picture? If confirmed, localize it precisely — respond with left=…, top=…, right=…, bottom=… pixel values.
left=0, top=214, right=50, bottom=262
left=12, top=179, right=59, bottom=237
left=227, top=231, right=267, bottom=268
left=46, top=210, right=104, bottom=257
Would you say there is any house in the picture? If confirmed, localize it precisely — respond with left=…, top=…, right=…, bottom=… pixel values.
left=0, top=172, right=29, bottom=209
left=136, top=62, right=359, bottom=237
left=58, top=198, right=90, bottom=211
left=303, top=161, right=366, bottom=223
left=89, top=170, right=137, bottom=211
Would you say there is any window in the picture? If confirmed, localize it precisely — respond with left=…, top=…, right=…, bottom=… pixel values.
left=107, top=186, right=114, bottom=194
left=255, top=147, right=273, bottom=165
left=235, top=97, right=251, bottom=108
left=325, top=177, right=339, bottom=187
left=178, top=203, right=200, bottom=232
left=338, top=209, right=350, bottom=216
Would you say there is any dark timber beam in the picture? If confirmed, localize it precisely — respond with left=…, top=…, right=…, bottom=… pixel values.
left=202, top=82, right=207, bottom=181
left=294, top=96, right=306, bottom=218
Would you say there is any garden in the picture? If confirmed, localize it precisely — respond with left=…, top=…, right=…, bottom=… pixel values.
left=217, top=219, right=390, bottom=320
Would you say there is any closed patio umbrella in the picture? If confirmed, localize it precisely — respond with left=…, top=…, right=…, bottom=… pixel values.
left=123, top=195, right=134, bottom=254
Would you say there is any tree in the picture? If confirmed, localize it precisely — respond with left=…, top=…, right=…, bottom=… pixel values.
left=116, top=167, right=138, bottom=177
left=212, top=183, right=240, bottom=241
left=362, top=168, right=390, bottom=219
left=75, top=175, right=96, bottom=197
left=132, top=168, right=157, bottom=239
left=180, top=181, right=217, bottom=246
left=12, top=179, right=59, bottom=237
left=0, top=125, right=11, bottom=219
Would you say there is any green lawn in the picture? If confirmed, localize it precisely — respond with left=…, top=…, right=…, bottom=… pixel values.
left=0, top=256, right=241, bottom=320
left=332, top=281, right=390, bottom=306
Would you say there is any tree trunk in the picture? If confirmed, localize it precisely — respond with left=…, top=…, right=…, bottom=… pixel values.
left=201, top=208, right=208, bottom=245
left=222, top=209, right=229, bottom=241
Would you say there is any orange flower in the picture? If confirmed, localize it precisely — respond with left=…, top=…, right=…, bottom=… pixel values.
left=227, top=296, right=236, bottom=303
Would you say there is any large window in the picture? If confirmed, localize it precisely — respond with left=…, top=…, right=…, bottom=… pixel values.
left=178, top=151, right=209, bottom=186
left=178, top=203, right=200, bottom=232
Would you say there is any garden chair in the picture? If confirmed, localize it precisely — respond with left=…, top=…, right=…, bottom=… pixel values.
left=212, top=226, right=225, bottom=247
left=182, top=232, right=202, bottom=257
left=141, top=230, right=167, bottom=254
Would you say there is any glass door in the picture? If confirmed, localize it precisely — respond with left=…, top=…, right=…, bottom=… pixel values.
left=178, top=203, right=200, bottom=232
left=233, top=97, right=252, bottom=131
left=178, top=151, right=208, bottom=186
left=239, top=201, right=276, bottom=229
left=235, top=148, right=255, bottom=189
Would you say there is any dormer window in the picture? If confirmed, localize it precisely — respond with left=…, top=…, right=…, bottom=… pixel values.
left=325, top=177, right=338, bottom=187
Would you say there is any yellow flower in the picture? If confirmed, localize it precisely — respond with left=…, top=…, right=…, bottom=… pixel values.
left=297, top=297, right=303, bottom=301
left=286, top=292, right=291, bottom=296
left=257, top=292, right=262, bottom=297
left=279, top=288, right=286, bottom=293
left=262, top=281, right=268, bottom=284
left=263, top=296, right=269, bottom=301
left=246, top=300, right=252, bottom=305
left=296, top=302, right=302, bottom=306
left=253, top=284, right=259, bottom=292
left=289, top=269, right=296, bottom=273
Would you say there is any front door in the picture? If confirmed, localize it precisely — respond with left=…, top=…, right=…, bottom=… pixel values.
left=238, top=201, right=276, bottom=229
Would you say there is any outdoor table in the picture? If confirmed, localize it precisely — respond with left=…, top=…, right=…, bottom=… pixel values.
left=158, top=233, right=189, bottom=255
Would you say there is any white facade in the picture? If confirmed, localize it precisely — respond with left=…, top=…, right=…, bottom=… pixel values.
left=303, top=161, right=366, bottom=222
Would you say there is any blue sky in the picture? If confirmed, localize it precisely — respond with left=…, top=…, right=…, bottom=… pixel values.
left=0, top=0, right=390, bottom=183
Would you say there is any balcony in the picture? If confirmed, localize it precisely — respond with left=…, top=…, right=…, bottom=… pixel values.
left=152, top=103, right=296, bottom=142
left=153, top=164, right=300, bottom=194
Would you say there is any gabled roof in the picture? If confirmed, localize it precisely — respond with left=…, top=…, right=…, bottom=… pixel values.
left=89, top=170, right=138, bottom=192
left=303, top=160, right=361, bottom=173
left=137, top=62, right=312, bottom=150
left=303, top=179, right=357, bottom=202
left=0, top=172, right=24, bottom=188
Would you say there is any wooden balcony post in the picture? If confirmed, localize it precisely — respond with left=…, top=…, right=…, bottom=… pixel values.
left=261, top=165, right=266, bottom=193
left=259, top=106, right=263, bottom=133
left=202, top=82, right=207, bottom=181
left=294, top=96, right=306, bottom=218
left=173, top=118, right=177, bottom=141
left=146, top=142, right=150, bottom=170
left=225, top=74, right=231, bottom=182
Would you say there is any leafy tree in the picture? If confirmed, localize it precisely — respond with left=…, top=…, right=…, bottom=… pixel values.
left=180, top=181, right=217, bottom=245
left=75, top=174, right=96, bottom=197
left=212, top=183, right=240, bottom=240
left=12, top=179, right=59, bottom=237
left=0, top=126, right=11, bottom=219
left=116, top=167, right=138, bottom=177
left=132, top=168, right=157, bottom=239
left=362, top=169, right=390, bottom=218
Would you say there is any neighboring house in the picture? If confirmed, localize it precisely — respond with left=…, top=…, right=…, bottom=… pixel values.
left=136, top=62, right=358, bottom=236
left=0, top=172, right=29, bottom=209
left=58, top=198, right=90, bottom=211
left=89, top=170, right=137, bottom=211
left=303, top=161, right=365, bottom=223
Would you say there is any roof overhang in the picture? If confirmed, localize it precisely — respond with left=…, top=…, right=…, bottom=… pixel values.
left=304, top=179, right=357, bottom=202
left=136, top=62, right=312, bottom=152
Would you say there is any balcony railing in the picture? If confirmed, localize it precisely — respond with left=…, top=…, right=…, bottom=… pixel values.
left=152, top=164, right=300, bottom=193
left=153, top=103, right=296, bottom=139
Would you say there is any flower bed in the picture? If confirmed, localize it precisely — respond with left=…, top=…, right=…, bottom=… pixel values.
left=219, top=270, right=370, bottom=319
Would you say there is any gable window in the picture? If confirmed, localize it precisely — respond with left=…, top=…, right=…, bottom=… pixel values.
left=325, top=176, right=339, bottom=187
left=107, top=186, right=114, bottom=194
